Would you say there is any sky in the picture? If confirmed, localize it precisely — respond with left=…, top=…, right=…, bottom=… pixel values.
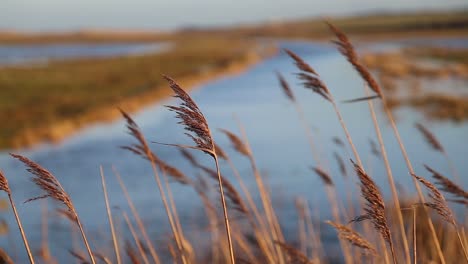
left=1, top=0, right=467, bottom=32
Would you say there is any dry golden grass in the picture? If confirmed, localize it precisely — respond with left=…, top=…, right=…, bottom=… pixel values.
left=1, top=18, right=467, bottom=264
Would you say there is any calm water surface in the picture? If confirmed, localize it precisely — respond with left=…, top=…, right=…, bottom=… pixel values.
left=0, top=39, right=467, bottom=262
left=0, top=42, right=170, bottom=65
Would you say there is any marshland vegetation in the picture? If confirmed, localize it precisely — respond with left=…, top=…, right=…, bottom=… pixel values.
left=0, top=10, right=467, bottom=264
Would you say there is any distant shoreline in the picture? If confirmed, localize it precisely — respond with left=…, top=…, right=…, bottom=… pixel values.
left=6, top=46, right=277, bottom=151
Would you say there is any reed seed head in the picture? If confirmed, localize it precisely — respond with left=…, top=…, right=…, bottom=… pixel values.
left=10, top=153, right=75, bottom=215
left=284, top=49, right=331, bottom=101
left=326, top=220, right=377, bottom=255
left=350, top=160, right=392, bottom=245
left=415, top=123, right=444, bottom=153
left=411, top=172, right=455, bottom=225
left=164, top=75, right=214, bottom=155
left=0, top=170, right=11, bottom=194
left=326, top=21, right=382, bottom=98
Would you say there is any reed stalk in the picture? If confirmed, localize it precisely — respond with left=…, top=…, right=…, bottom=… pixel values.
left=0, top=170, right=35, bottom=264
left=100, top=167, right=122, bottom=264
left=10, top=154, right=96, bottom=264
left=122, top=211, right=150, bottom=264
left=120, top=110, right=187, bottom=264
left=365, top=84, right=411, bottom=264
left=112, top=167, right=161, bottom=264
left=163, top=75, right=235, bottom=263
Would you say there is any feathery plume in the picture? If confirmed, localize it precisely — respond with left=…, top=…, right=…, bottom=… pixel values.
left=425, top=165, right=467, bottom=201
left=332, top=137, right=345, bottom=147
left=275, top=241, right=314, bottom=264
left=350, top=160, right=392, bottom=245
left=326, top=221, right=377, bottom=255
left=284, top=49, right=318, bottom=75
left=164, top=75, right=214, bottom=155
left=333, top=152, right=347, bottom=176
left=326, top=21, right=381, bottom=97
left=179, top=148, right=200, bottom=167
left=10, top=154, right=73, bottom=211
left=219, top=129, right=250, bottom=157
left=415, top=123, right=444, bottom=153
left=214, top=142, right=228, bottom=161
left=200, top=165, right=248, bottom=214
left=369, top=138, right=380, bottom=158
left=276, top=71, right=296, bottom=102
left=10, top=153, right=96, bottom=264
left=411, top=172, right=455, bottom=225
left=0, top=170, right=10, bottom=194
left=284, top=49, right=331, bottom=101
left=311, top=167, right=334, bottom=186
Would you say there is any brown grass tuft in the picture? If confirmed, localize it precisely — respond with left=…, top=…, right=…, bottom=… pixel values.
left=415, top=123, right=444, bottom=153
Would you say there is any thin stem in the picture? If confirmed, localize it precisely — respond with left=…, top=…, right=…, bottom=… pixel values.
left=236, top=120, right=285, bottom=263
left=74, top=212, right=96, bottom=264
left=454, top=222, right=468, bottom=262
left=122, top=211, right=150, bottom=264
left=213, top=154, right=236, bottom=264
left=8, top=194, right=35, bottom=264
left=366, top=85, right=411, bottom=264
left=100, top=167, right=122, bottom=264
left=147, top=154, right=187, bottom=264
left=161, top=167, right=191, bottom=261
left=293, top=102, right=321, bottom=166
left=329, top=96, right=363, bottom=167
left=413, top=207, right=417, bottom=264
left=381, top=95, right=447, bottom=264
left=443, top=151, right=461, bottom=183
left=112, top=167, right=161, bottom=264
left=225, top=156, right=276, bottom=262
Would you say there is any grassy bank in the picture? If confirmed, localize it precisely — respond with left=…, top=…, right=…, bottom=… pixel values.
left=0, top=37, right=269, bottom=149
left=1, top=10, right=468, bottom=149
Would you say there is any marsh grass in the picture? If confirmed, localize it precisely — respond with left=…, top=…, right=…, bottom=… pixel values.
left=0, top=20, right=467, bottom=264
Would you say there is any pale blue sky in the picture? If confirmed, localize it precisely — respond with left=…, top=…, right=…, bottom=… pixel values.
left=1, top=0, right=467, bottom=32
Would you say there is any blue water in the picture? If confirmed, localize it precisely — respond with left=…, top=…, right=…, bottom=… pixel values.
left=0, top=39, right=466, bottom=262
left=0, top=42, right=170, bottom=65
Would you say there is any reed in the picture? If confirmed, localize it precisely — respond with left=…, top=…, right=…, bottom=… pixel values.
left=120, top=109, right=186, bottom=264
left=112, top=167, right=161, bottom=264
left=350, top=160, right=397, bottom=263
left=163, top=75, right=236, bottom=264
left=220, top=127, right=286, bottom=263
left=0, top=170, right=35, bottom=264
left=325, top=21, right=447, bottom=264
left=415, top=122, right=460, bottom=182
left=10, top=153, right=96, bottom=264
left=411, top=172, right=468, bottom=260
left=100, top=167, right=122, bottom=264
left=326, top=220, right=377, bottom=256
